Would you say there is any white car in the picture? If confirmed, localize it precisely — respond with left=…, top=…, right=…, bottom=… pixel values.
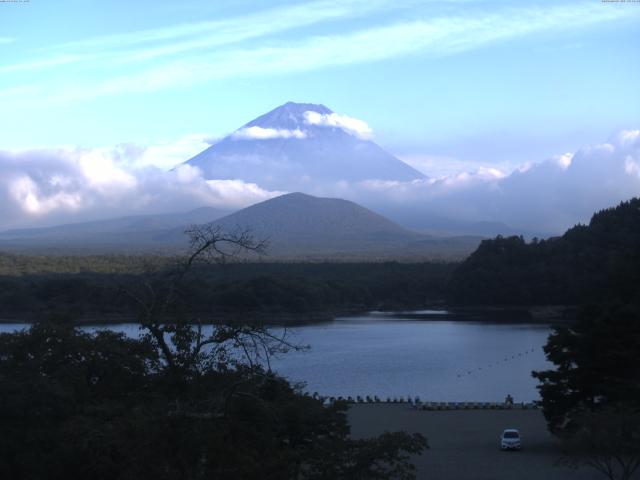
left=500, top=429, right=522, bottom=450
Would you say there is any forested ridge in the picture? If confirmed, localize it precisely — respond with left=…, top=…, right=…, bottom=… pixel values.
left=0, top=252, right=171, bottom=275
left=4, top=197, right=640, bottom=320
left=447, top=198, right=640, bottom=306
left=0, top=260, right=455, bottom=322
left=526, top=200, right=640, bottom=478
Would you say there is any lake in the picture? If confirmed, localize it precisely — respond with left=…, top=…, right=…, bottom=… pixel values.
left=0, top=311, right=553, bottom=402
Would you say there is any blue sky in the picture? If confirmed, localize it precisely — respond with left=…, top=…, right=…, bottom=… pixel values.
left=1, top=0, right=638, bottom=171
left=0, top=0, right=639, bottom=232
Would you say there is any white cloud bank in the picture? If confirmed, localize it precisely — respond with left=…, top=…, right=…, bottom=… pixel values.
left=398, top=153, right=515, bottom=178
left=0, top=147, right=282, bottom=230
left=347, top=129, right=640, bottom=233
left=1, top=129, right=638, bottom=235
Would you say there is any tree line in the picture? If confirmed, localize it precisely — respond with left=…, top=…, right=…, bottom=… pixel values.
left=447, top=198, right=640, bottom=306
left=0, top=261, right=455, bottom=322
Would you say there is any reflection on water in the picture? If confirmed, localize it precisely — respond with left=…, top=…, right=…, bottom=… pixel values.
left=0, top=311, right=552, bottom=401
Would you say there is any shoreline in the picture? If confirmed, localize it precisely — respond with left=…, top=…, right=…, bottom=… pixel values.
left=0, top=304, right=576, bottom=326
left=418, top=305, right=577, bottom=323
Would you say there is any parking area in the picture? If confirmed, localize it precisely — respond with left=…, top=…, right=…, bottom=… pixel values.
left=348, top=405, right=604, bottom=480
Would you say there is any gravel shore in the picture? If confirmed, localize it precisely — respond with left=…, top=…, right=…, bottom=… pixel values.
left=348, top=405, right=605, bottom=480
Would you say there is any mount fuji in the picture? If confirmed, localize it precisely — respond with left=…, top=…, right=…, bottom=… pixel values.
left=183, top=102, right=425, bottom=191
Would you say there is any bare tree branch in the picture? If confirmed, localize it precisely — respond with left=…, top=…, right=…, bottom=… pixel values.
left=117, top=223, right=305, bottom=377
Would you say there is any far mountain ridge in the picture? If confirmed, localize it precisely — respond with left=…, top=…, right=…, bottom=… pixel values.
left=0, top=207, right=231, bottom=243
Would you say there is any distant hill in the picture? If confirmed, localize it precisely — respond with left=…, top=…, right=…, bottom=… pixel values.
left=0, top=207, right=231, bottom=253
left=183, top=102, right=425, bottom=191
left=169, top=192, right=483, bottom=259
left=447, top=197, right=640, bottom=305
left=213, top=192, right=417, bottom=252
left=0, top=193, right=482, bottom=259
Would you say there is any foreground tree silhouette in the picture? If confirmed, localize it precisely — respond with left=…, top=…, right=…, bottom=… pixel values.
left=0, top=224, right=427, bottom=480
left=558, top=408, right=640, bottom=480
left=120, top=224, right=291, bottom=374
left=533, top=303, right=640, bottom=480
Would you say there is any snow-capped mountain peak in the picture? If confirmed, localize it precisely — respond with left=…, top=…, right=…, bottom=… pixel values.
left=183, top=102, right=425, bottom=190
left=245, top=102, right=332, bottom=131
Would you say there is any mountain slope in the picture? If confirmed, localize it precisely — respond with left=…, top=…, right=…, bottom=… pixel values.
left=184, top=102, right=425, bottom=190
left=214, top=192, right=416, bottom=248
left=178, top=192, right=481, bottom=258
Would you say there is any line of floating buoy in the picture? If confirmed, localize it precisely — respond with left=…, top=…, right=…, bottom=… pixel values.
left=455, top=347, right=539, bottom=379
left=306, top=393, right=539, bottom=410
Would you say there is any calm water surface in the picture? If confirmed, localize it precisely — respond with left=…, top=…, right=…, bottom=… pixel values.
left=0, top=311, right=553, bottom=402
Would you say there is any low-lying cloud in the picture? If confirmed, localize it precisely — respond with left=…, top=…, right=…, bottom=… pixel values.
left=232, top=126, right=307, bottom=140
left=347, top=129, right=640, bottom=234
left=0, top=147, right=282, bottom=230
left=304, top=111, right=373, bottom=139
left=1, top=129, right=638, bottom=236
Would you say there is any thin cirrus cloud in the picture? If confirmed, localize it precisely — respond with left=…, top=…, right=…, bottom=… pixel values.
left=0, top=54, right=87, bottom=74
left=40, top=0, right=408, bottom=52
left=2, top=1, right=634, bottom=104
left=2, top=0, right=418, bottom=74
